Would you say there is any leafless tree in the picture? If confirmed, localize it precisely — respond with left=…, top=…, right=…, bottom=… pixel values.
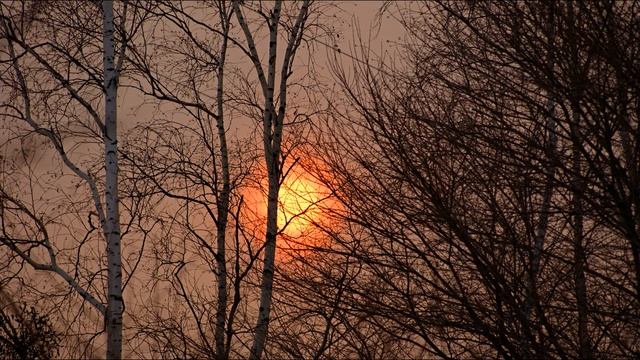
left=0, top=1, right=150, bottom=358
left=6, top=1, right=636, bottom=359
left=118, top=1, right=317, bottom=358
left=280, top=1, right=640, bottom=358
left=231, top=1, right=312, bottom=358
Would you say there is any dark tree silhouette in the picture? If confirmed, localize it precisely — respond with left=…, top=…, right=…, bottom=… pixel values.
left=0, top=303, right=60, bottom=360
left=279, top=1, right=640, bottom=358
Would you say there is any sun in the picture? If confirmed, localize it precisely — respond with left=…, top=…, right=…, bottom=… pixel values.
left=239, top=158, right=341, bottom=256
left=277, top=172, right=322, bottom=238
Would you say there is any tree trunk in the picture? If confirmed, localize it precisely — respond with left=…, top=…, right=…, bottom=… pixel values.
left=250, top=2, right=283, bottom=358
left=524, top=3, right=556, bottom=356
left=566, top=2, right=591, bottom=358
left=215, top=5, right=232, bottom=359
left=232, top=1, right=309, bottom=357
left=103, top=1, right=123, bottom=359
left=572, top=126, right=590, bottom=360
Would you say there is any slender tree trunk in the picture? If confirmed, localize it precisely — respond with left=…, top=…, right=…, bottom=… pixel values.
left=232, top=1, right=309, bottom=357
left=617, top=74, right=640, bottom=303
left=570, top=100, right=590, bottom=360
left=103, top=1, right=123, bottom=359
left=621, top=115, right=640, bottom=303
left=616, top=64, right=640, bottom=303
left=524, top=3, right=556, bottom=356
left=250, top=3, right=283, bottom=358
left=215, top=5, right=232, bottom=359
left=572, top=124, right=590, bottom=360
left=250, top=174, right=280, bottom=360
left=566, top=2, right=591, bottom=358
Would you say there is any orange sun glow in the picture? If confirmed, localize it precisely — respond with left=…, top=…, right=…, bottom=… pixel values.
left=277, top=172, right=323, bottom=237
left=240, top=160, right=339, bottom=257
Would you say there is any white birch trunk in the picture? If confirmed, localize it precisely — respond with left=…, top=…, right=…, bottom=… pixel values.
left=250, top=1, right=310, bottom=357
left=233, top=1, right=310, bottom=357
left=250, top=3, right=282, bottom=357
left=3, top=2, right=126, bottom=358
left=103, top=1, right=123, bottom=359
left=215, top=6, right=232, bottom=359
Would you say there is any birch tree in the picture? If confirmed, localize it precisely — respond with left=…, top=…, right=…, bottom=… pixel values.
left=231, top=1, right=311, bottom=357
left=0, top=1, right=146, bottom=358
left=115, top=1, right=318, bottom=357
left=103, top=2, right=124, bottom=357
left=122, top=1, right=252, bottom=358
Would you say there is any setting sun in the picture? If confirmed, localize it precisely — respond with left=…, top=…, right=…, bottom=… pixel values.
left=240, top=159, right=340, bottom=255
left=277, top=172, right=322, bottom=237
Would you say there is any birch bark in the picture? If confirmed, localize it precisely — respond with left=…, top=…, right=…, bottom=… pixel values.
left=103, top=1, right=124, bottom=358
left=214, top=4, right=232, bottom=359
left=232, top=1, right=310, bottom=357
left=1, top=1, right=126, bottom=358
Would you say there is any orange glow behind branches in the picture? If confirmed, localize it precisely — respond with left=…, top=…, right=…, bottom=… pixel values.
left=240, top=158, right=341, bottom=259
left=277, top=170, right=323, bottom=237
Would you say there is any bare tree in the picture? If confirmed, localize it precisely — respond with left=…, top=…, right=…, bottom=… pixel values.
left=231, top=1, right=312, bottom=357
left=279, top=1, right=640, bottom=358
left=118, top=1, right=318, bottom=358
left=0, top=1, right=149, bottom=358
